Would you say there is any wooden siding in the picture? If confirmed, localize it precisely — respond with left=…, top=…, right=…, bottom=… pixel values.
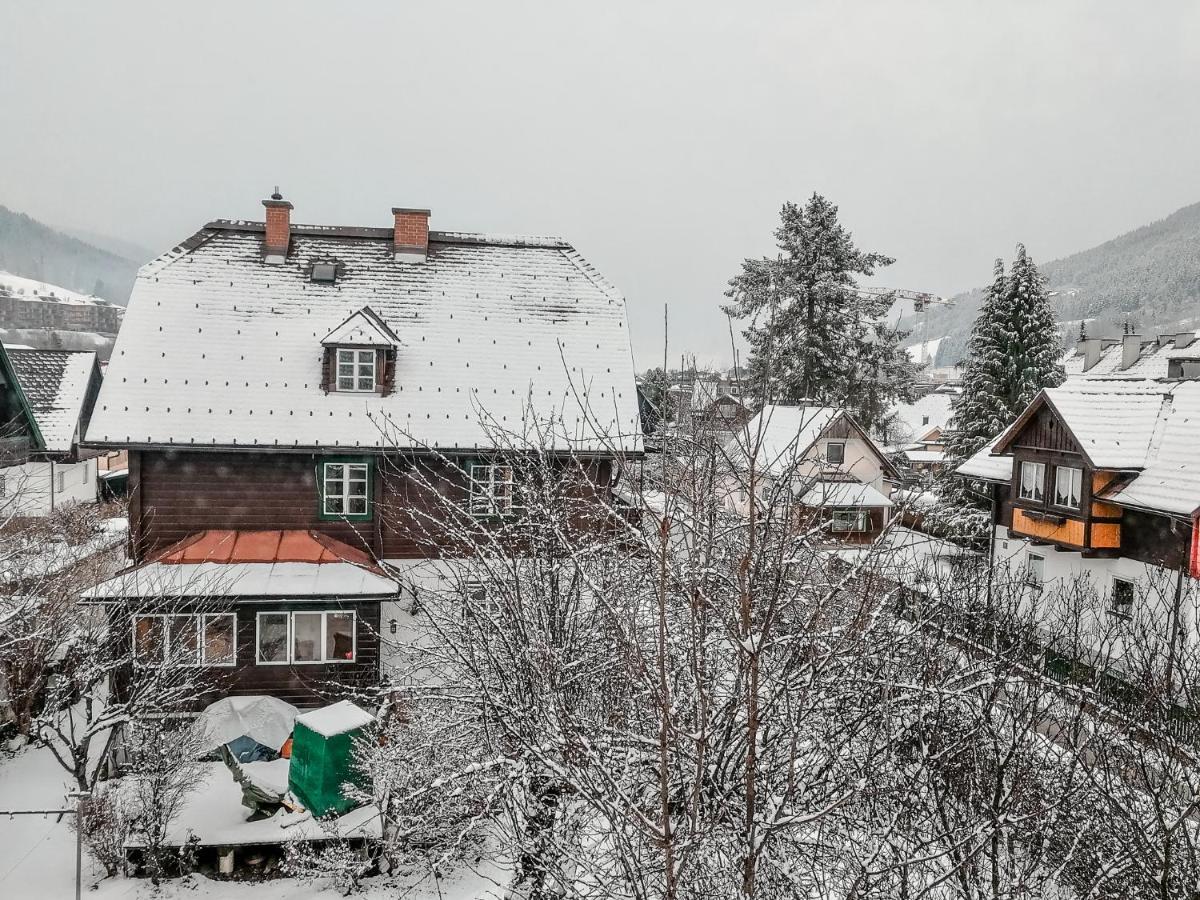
left=1121, top=508, right=1192, bottom=570
left=1010, top=405, right=1086, bottom=456
left=1012, top=508, right=1086, bottom=548
left=132, top=449, right=617, bottom=561
left=109, top=599, right=382, bottom=710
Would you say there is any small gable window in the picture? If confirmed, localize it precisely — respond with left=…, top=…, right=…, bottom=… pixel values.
left=825, top=441, right=846, bottom=465
left=320, top=459, right=372, bottom=520
left=336, top=348, right=376, bottom=392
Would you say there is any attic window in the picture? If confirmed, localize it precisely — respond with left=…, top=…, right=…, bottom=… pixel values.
left=336, top=348, right=376, bottom=392
left=310, top=262, right=339, bottom=284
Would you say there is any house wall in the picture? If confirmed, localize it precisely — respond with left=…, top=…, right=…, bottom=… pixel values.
left=0, top=458, right=98, bottom=517
left=131, top=449, right=615, bottom=561
left=109, top=598, right=382, bottom=710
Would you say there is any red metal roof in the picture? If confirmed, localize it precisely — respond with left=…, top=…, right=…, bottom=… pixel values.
left=152, top=530, right=377, bottom=570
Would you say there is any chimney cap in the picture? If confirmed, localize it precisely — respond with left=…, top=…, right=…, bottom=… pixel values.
left=264, top=187, right=293, bottom=210
left=392, top=207, right=431, bottom=216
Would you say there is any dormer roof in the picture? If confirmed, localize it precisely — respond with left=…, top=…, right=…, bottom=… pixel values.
left=320, top=306, right=402, bottom=348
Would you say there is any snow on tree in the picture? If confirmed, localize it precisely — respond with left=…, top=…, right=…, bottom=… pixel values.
left=948, top=246, right=1065, bottom=462
left=723, top=193, right=921, bottom=431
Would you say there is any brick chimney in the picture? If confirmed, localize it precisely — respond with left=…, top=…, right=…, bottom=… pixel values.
left=1120, top=333, right=1142, bottom=370
left=262, top=189, right=293, bottom=264
left=392, top=207, right=430, bottom=262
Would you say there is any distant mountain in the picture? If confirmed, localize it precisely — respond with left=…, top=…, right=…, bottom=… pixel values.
left=906, top=200, right=1200, bottom=366
left=0, top=205, right=142, bottom=305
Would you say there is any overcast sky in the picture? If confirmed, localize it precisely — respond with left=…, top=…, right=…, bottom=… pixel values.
left=3, top=1, right=1199, bottom=367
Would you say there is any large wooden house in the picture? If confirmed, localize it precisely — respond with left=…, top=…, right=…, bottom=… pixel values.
left=957, top=378, right=1200, bottom=646
left=83, top=195, right=641, bottom=708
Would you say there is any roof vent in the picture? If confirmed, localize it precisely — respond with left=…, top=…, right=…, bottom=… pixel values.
left=392, top=208, right=430, bottom=263
left=262, top=188, right=293, bottom=265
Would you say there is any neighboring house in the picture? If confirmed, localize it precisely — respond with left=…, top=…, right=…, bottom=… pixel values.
left=885, top=386, right=959, bottom=474
left=0, top=344, right=102, bottom=516
left=81, top=195, right=641, bottom=709
left=726, top=404, right=900, bottom=543
left=663, top=372, right=754, bottom=435
left=957, top=378, right=1200, bottom=666
left=1063, top=331, right=1199, bottom=380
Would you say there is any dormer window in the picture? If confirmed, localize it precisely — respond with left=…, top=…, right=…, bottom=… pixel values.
left=320, top=306, right=402, bottom=396
left=335, top=348, right=376, bottom=392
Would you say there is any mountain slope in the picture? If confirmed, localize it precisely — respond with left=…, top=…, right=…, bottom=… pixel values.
left=0, top=205, right=142, bottom=304
left=910, top=200, right=1200, bottom=365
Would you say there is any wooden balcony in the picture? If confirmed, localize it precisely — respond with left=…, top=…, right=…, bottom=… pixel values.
left=1011, top=507, right=1120, bottom=551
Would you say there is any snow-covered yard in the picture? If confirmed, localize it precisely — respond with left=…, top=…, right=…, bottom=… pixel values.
left=0, top=742, right=509, bottom=899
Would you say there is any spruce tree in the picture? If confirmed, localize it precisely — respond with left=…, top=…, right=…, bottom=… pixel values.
left=947, top=245, right=1065, bottom=462
left=723, top=194, right=920, bottom=430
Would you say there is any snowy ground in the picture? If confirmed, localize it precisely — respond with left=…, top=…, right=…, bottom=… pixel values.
left=0, top=743, right=510, bottom=899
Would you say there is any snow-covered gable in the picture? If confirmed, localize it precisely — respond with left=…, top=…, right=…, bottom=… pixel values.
left=320, top=306, right=402, bottom=348
left=732, top=405, right=841, bottom=476
left=85, top=222, right=641, bottom=453
left=7, top=348, right=98, bottom=452
left=887, top=388, right=957, bottom=446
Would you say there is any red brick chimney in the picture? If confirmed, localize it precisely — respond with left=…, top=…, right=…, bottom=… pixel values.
left=392, top=207, right=430, bottom=262
left=262, top=189, right=293, bottom=264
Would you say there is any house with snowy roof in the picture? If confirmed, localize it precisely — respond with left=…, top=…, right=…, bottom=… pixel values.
left=957, top=377, right=1200, bottom=655
left=1063, top=331, right=1199, bottom=381
left=0, top=343, right=102, bottom=516
left=725, top=404, right=900, bottom=543
left=82, top=194, right=641, bottom=709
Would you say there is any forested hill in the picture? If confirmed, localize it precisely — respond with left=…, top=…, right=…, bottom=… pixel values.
left=0, top=205, right=142, bottom=304
left=913, top=199, right=1200, bottom=366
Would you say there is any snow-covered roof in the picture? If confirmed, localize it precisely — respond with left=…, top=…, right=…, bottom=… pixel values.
left=296, top=700, right=374, bottom=737
left=83, top=560, right=399, bottom=599
left=6, top=348, right=97, bottom=452
left=996, top=380, right=1167, bottom=469
left=1062, top=336, right=1199, bottom=380
left=887, top=389, right=957, bottom=446
left=904, top=336, right=943, bottom=365
left=901, top=449, right=946, bottom=464
left=732, top=405, right=841, bottom=475
left=797, top=480, right=893, bottom=508
left=85, top=221, right=640, bottom=453
left=955, top=434, right=1012, bottom=482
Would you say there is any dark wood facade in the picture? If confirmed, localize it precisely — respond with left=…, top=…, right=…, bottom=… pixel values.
left=130, top=449, right=615, bottom=561
left=109, top=598, right=383, bottom=711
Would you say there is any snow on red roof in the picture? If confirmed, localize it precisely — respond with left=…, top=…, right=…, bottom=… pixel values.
left=153, top=529, right=376, bottom=569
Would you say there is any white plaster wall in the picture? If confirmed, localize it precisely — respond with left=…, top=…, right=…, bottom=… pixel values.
left=0, top=458, right=98, bottom=517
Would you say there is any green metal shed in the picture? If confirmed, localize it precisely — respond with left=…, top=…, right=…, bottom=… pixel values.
left=288, top=700, right=375, bottom=817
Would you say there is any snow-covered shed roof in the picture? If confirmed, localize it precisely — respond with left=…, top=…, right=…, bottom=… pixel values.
left=797, top=480, right=893, bottom=508
left=85, top=220, right=641, bottom=454
left=297, top=700, right=374, bottom=738
left=6, top=348, right=98, bottom=452
left=955, top=435, right=1012, bottom=482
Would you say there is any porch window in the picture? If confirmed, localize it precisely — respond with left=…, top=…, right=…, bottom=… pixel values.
left=320, top=460, right=371, bottom=519
left=133, top=613, right=236, bottom=667
left=1054, top=465, right=1082, bottom=509
left=1019, top=461, right=1045, bottom=502
left=256, top=610, right=356, bottom=665
left=830, top=509, right=869, bottom=533
left=1109, top=577, right=1135, bottom=619
left=469, top=463, right=519, bottom=517
left=335, top=348, right=376, bottom=392
left=825, top=442, right=846, bottom=465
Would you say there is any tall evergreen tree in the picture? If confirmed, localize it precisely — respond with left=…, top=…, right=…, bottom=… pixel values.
left=723, top=194, right=920, bottom=429
left=948, top=244, right=1065, bottom=462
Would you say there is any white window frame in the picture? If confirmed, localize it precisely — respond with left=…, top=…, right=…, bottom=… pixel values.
left=322, top=462, right=370, bottom=517
left=132, top=613, right=237, bottom=668
left=255, top=611, right=291, bottom=666
left=255, top=610, right=357, bottom=666
left=825, top=441, right=846, bottom=465
left=469, top=463, right=519, bottom=517
left=1019, top=461, right=1045, bottom=502
left=1026, top=553, right=1045, bottom=588
left=335, top=347, right=376, bottom=393
left=1054, top=465, right=1083, bottom=509
left=1109, top=577, right=1135, bottom=619
left=830, top=509, right=870, bottom=533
